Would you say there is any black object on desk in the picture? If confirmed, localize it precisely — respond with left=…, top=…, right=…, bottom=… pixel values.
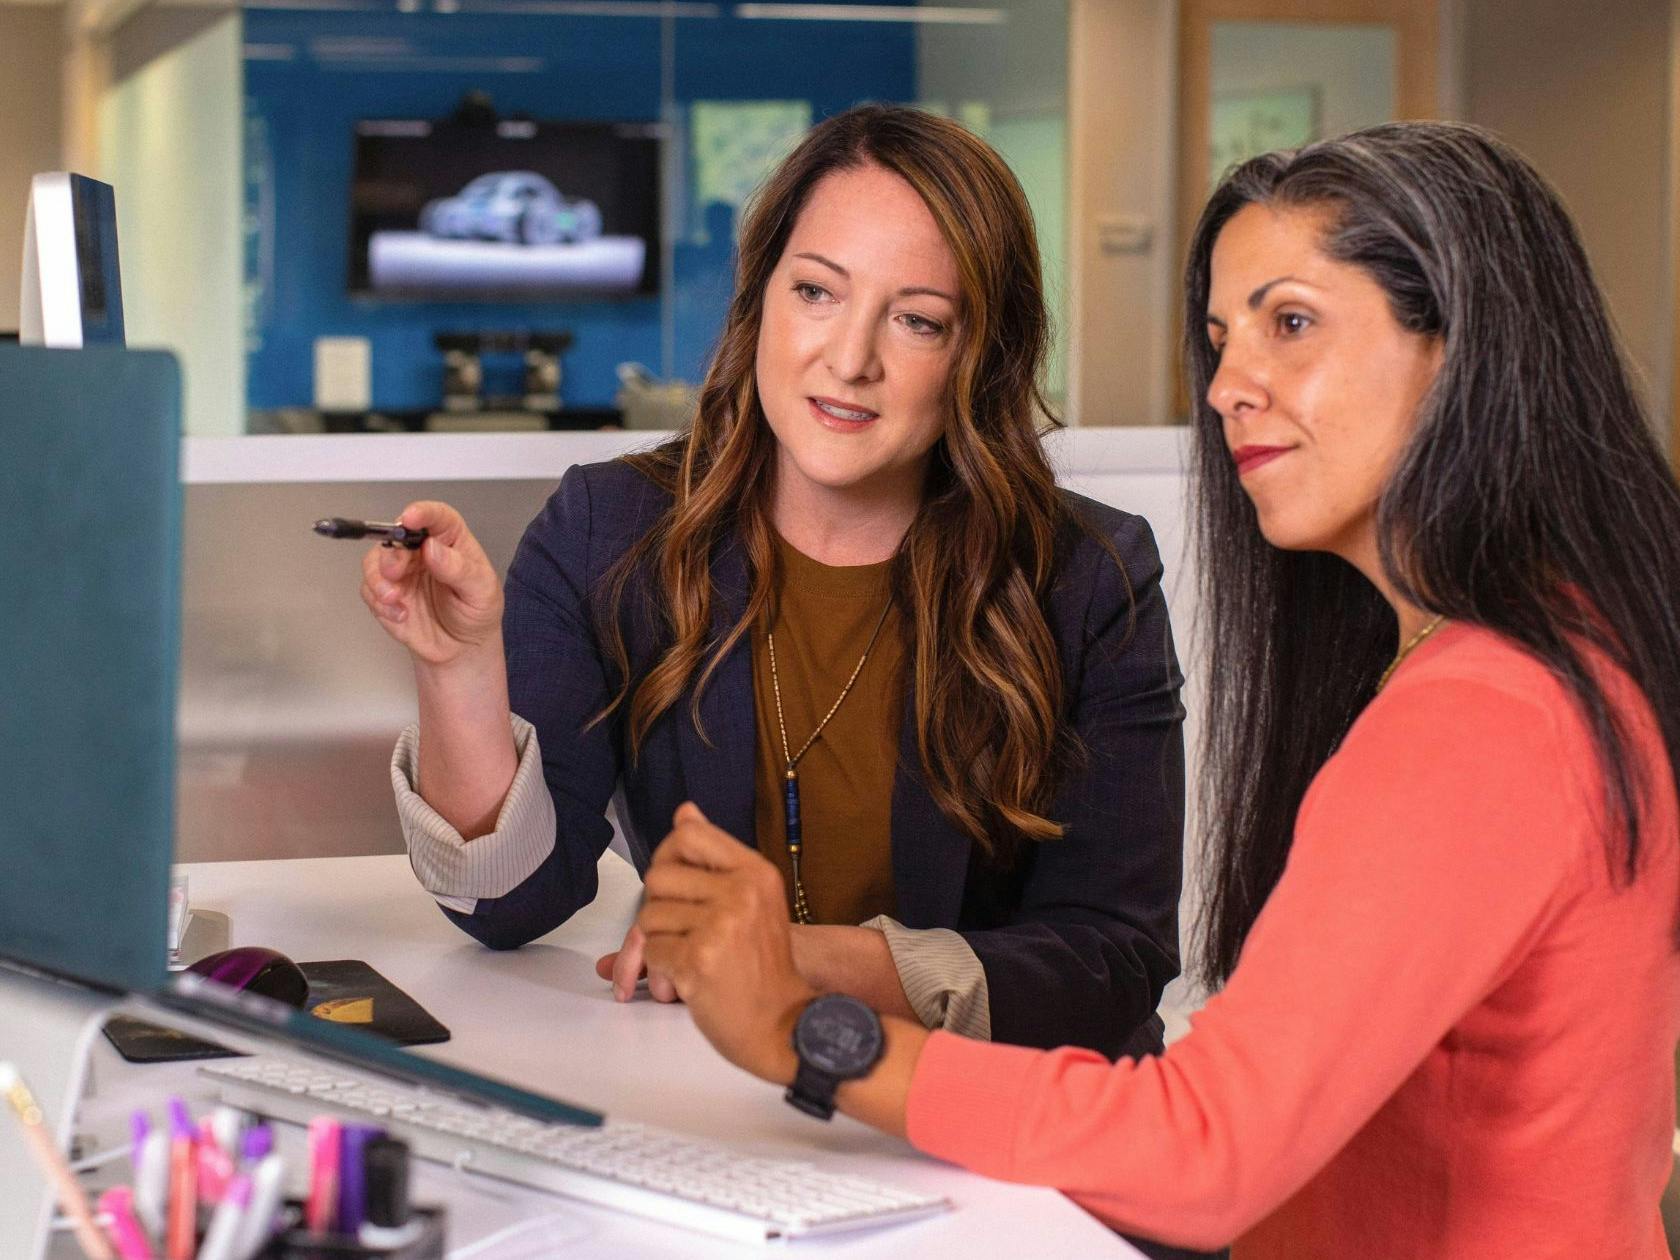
left=257, top=1200, right=446, bottom=1260
left=103, top=960, right=451, bottom=1063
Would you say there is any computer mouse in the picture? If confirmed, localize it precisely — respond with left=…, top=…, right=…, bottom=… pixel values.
left=186, top=946, right=310, bottom=1008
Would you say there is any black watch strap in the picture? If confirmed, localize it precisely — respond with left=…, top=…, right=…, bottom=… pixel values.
left=785, top=1059, right=843, bottom=1120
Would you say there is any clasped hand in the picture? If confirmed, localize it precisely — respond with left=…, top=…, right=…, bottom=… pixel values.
left=600, top=803, right=814, bottom=1085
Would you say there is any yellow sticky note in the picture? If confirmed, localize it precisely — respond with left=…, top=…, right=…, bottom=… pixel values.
left=311, top=997, right=374, bottom=1024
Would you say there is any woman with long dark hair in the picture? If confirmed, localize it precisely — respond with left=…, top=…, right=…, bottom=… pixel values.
left=637, top=122, right=1680, bottom=1257
left=360, top=105, right=1186, bottom=1068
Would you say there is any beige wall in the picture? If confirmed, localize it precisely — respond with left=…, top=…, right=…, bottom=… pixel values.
left=0, top=4, right=66, bottom=332
left=1067, top=0, right=1178, bottom=426
left=1463, top=0, right=1673, bottom=428
left=100, top=4, right=244, bottom=435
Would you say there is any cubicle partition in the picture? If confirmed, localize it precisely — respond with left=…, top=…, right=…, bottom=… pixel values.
left=179, top=426, right=1199, bottom=869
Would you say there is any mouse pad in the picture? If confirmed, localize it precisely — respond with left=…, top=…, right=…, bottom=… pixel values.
left=103, top=959, right=452, bottom=1063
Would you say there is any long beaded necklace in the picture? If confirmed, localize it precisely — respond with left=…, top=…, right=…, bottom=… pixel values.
left=765, top=600, right=893, bottom=924
left=1376, top=614, right=1446, bottom=693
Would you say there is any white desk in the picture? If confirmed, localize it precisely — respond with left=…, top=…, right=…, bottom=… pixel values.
left=133, top=852, right=1143, bottom=1258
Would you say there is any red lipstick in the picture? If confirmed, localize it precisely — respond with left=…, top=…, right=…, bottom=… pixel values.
left=1232, top=444, right=1290, bottom=476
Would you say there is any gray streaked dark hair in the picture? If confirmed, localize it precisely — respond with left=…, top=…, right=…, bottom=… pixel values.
left=1185, top=121, right=1680, bottom=986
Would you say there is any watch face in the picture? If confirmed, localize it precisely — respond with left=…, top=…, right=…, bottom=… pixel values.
left=794, top=995, right=884, bottom=1077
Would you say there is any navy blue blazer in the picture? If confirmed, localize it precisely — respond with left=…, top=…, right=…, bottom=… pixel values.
left=442, top=458, right=1186, bottom=1058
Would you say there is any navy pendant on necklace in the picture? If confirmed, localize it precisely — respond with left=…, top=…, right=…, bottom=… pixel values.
left=784, top=768, right=812, bottom=924
left=766, top=597, right=893, bottom=929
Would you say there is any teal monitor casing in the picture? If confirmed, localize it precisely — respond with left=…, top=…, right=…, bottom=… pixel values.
left=0, top=344, right=603, bottom=1128
left=0, top=343, right=179, bottom=995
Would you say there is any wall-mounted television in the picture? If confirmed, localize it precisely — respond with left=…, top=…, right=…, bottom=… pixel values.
left=347, top=116, right=663, bottom=301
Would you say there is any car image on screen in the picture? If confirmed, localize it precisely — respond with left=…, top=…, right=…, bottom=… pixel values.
left=418, top=171, right=604, bottom=246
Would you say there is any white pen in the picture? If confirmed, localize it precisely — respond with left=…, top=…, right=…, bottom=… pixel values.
left=195, top=1172, right=251, bottom=1260
left=230, top=1151, right=285, bottom=1260
left=133, top=1126, right=170, bottom=1242
left=210, top=1106, right=246, bottom=1161
left=199, top=1128, right=270, bottom=1260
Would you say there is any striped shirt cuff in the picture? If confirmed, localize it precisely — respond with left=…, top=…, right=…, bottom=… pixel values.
left=860, top=915, right=991, bottom=1041
left=391, top=714, right=556, bottom=913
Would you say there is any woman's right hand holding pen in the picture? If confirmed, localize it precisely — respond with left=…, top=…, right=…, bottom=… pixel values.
left=359, top=502, right=503, bottom=667
left=361, top=501, right=516, bottom=839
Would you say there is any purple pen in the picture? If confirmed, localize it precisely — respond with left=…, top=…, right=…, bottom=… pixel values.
left=336, top=1124, right=386, bottom=1235
left=243, top=1125, right=273, bottom=1165
left=130, top=1111, right=149, bottom=1166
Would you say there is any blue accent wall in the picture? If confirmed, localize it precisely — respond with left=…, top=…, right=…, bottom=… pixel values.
left=242, top=7, right=918, bottom=413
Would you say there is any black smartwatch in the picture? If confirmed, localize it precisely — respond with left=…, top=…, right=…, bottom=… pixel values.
left=784, top=994, right=886, bottom=1121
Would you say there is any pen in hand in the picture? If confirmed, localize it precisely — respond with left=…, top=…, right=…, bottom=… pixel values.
left=312, top=517, right=428, bottom=550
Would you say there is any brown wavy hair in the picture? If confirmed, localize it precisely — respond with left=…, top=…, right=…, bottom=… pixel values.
left=598, top=103, right=1105, bottom=853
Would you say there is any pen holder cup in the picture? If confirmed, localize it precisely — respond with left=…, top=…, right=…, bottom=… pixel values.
left=254, top=1201, right=446, bottom=1259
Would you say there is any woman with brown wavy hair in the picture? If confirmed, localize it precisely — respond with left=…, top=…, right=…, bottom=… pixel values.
left=359, top=104, right=1186, bottom=1068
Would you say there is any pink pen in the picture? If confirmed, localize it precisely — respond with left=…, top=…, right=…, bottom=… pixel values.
left=305, top=1117, right=342, bottom=1235
left=97, top=1186, right=155, bottom=1260
left=197, top=1116, right=233, bottom=1204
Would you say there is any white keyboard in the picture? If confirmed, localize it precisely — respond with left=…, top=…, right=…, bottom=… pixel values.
left=200, top=1056, right=950, bottom=1244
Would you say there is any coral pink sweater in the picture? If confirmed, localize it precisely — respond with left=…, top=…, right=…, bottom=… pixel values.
left=907, top=625, right=1679, bottom=1257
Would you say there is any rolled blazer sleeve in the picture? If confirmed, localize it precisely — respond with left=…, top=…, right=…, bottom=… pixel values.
left=393, top=713, right=556, bottom=912
left=862, top=914, right=992, bottom=1039
left=960, top=510, right=1186, bottom=1057
left=434, top=465, right=626, bottom=950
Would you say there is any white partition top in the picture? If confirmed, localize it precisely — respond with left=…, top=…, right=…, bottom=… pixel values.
left=182, top=427, right=1191, bottom=484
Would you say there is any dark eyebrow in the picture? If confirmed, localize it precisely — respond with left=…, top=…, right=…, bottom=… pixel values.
left=793, top=251, right=847, bottom=277
left=1247, top=275, right=1304, bottom=308
left=791, top=252, right=957, bottom=305
left=1207, top=275, right=1312, bottom=328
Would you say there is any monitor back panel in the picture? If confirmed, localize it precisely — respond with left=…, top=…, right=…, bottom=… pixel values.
left=0, top=343, right=180, bottom=993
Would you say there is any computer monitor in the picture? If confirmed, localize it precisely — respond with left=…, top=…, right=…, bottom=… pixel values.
left=0, top=344, right=179, bottom=994
left=0, top=336, right=602, bottom=1132
left=18, top=172, right=125, bottom=348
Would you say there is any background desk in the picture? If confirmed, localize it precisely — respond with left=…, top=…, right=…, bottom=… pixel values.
left=153, top=851, right=1145, bottom=1258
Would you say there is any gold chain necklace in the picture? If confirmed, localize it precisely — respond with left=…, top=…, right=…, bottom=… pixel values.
left=1376, top=613, right=1446, bottom=693
left=765, top=600, right=892, bottom=924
